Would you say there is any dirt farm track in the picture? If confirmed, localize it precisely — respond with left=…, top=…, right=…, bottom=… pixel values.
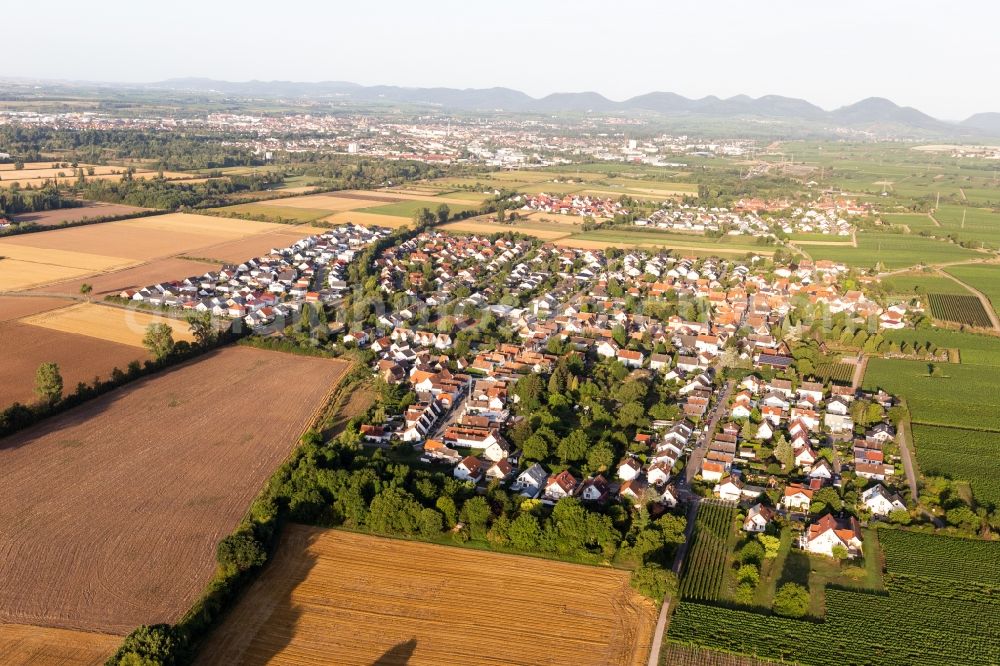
left=196, top=525, right=657, bottom=666
left=0, top=346, right=349, bottom=640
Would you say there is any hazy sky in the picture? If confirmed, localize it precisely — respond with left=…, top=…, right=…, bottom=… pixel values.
left=4, top=0, right=997, bottom=119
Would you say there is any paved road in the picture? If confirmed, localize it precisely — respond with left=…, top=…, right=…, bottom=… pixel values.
left=683, top=379, right=735, bottom=486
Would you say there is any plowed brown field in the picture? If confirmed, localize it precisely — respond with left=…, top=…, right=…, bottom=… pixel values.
left=0, top=295, right=72, bottom=322
left=196, top=526, right=656, bottom=666
left=0, top=347, right=349, bottom=634
left=0, top=322, right=146, bottom=407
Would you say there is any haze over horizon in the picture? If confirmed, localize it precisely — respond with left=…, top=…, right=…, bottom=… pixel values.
left=2, top=0, right=998, bottom=119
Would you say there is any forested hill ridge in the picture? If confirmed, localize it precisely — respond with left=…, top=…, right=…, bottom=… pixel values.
left=146, top=79, right=989, bottom=137
left=1, top=77, right=997, bottom=139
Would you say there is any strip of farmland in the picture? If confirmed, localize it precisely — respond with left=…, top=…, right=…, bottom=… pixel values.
left=0, top=346, right=349, bottom=636
left=196, top=525, right=657, bottom=666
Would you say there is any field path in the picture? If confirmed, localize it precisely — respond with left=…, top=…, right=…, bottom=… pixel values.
left=933, top=267, right=1000, bottom=331
left=849, top=353, right=868, bottom=391
left=896, top=416, right=920, bottom=501
left=646, top=497, right=700, bottom=666
left=877, top=256, right=998, bottom=279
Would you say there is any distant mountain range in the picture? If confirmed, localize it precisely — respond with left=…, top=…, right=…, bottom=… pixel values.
left=142, top=78, right=999, bottom=138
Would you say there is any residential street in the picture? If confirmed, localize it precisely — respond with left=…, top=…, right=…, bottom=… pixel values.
left=683, top=379, right=736, bottom=487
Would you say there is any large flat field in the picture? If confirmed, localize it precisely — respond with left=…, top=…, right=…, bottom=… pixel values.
left=944, top=263, right=1000, bottom=316
left=0, top=346, right=349, bottom=637
left=911, top=424, right=1000, bottom=507
left=440, top=218, right=574, bottom=240
left=934, top=205, right=1000, bottom=248
left=321, top=210, right=412, bottom=228
left=0, top=213, right=315, bottom=292
left=11, top=202, right=151, bottom=227
left=557, top=229, right=772, bottom=255
left=357, top=199, right=478, bottom=219
left=0, top=165, right=193, bottom=189
left=245, top=190, right=481, bottom=223
left=806, top=231, right=981, bottom=269
left=19, top=302, right=196, bottom=347
left=196, top=525, right=656, bottom=666
left=32, top=257, right=222, bottom=297
left=215, top=203, right=333, bottom=224
left=880, top=270, right=971, bottom=295
left=0, top=321, right=146, bottom=407
left=863, top=357, right=1000, bottom=431
left=882, top=328, right=1000, bottom=367
left=0, top=295, right=72, bottom=322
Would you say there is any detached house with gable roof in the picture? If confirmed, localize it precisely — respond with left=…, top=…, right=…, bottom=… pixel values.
left=802, top=514, right=863, bottom=558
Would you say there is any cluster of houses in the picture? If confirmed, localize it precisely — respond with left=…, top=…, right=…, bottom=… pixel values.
left=331, top=232, right=922, bottom=562
left=697, top=372, right=907, bottom=559
left=119, top=224, right=388, bottom=329
left=358, top=237, right=903, bottom=387
left=515, top=192, right=627, bottom=218
left=633, top=201, right=854, bottom=238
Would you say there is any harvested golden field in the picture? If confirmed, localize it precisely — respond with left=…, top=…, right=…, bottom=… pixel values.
left=0, top=213, right=300, bottom=292
left=190, top=226, right=328, bottom=264
left=32, top=257, right=221, bottom=297
left=441, top=219, right=572, bottom=240
left=0, top=164, right=123, bottom=179
left=0, top=168, right=193, bottom=188
left=0, top=347, right=350, bottom=634
left=0, top=213, right=282, bottom=260
left=196, top=526, right=656, bottom=666
left=0, top=248, right=138, bottom=291
left=322, top=210, right=412, bottom=228
left=0, top=322, right=145, bottom=407
left=20, top=302, right=196, bottom=347
left=112, top=213, right=282, bottom=239
left=0, top=161, right=76, bottom=171
left=0, top=623, right=120, bottom=666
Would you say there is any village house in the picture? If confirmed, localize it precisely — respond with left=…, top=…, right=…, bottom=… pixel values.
left=861, top=484, right=906, bottom=516
left=743, top=503, right=775, bottom=532
left=802, top=514, right=864, bottom=558
left=782, top=483, right=814, bottom=512
left=511, top=463, right=548, bottom=498
left=543, top=470, right=579, bottom=503
left=454, top=455, right=484, bottom=483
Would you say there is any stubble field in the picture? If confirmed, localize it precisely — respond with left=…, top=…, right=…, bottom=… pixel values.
left=0, top=213, right=309, bottom=292
left=0, top=322, right=146, bottom=406
left=0, top=623, right=121, bottom=666
left=0, top=347, right=349, bottom=637
left=19, top=302, right=196, bottom=347
left=196, top=525, right=656, bottom=666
